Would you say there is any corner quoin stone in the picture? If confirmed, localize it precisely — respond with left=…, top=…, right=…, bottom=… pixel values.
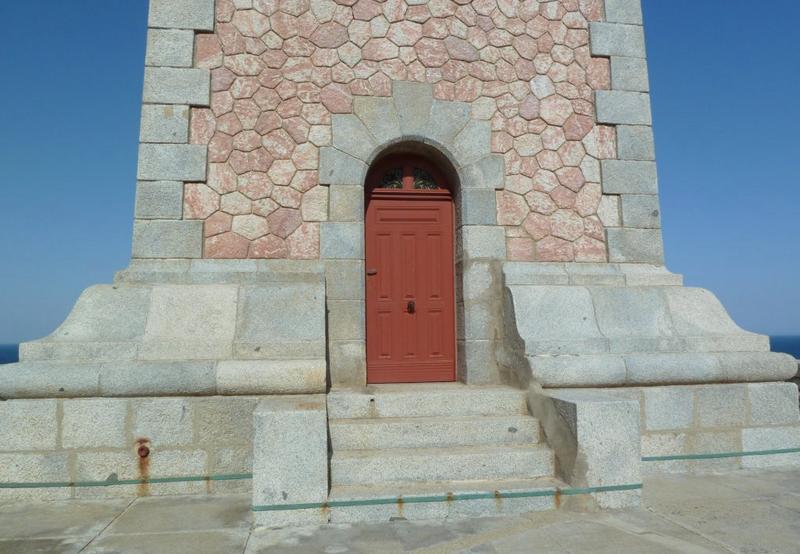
left=604, top=0, right=644, bottom=25
left=143, top=67, right=211, bottom=106
left=140, top=104, right=190, bottom=143
left=601, top=160, right=658, bottom=195
left=606, top=228, right=664, bottom=264
left=596, top=91, right=652, bottom=125
left=621, top=195, right=661, bottom=229
left=135, top=181, right=184, bottom=219
left=589, top=22, right=646, bottom=58
left=145, top=28, right=195, bottom=67
left=147, top=0, right=215, bottom=31
left=616, top=125, right=655, bottom=161
left=137, top=143, right=207, bottom=181
left=132, top=220, right=203, bottom=258
left=611, top=57, right=650, bottom=92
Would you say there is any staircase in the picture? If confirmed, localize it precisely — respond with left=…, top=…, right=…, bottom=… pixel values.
left=326, top=383, right=564, bottom=523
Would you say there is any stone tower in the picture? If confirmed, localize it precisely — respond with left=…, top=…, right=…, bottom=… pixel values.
left=1, top=0, right=798, bottom=525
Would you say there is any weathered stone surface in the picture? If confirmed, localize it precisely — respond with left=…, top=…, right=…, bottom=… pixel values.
left=131, top=398, right=194, bottom=447
left=458, top=226, right=505, bottom=260
left=428, top=100, right=471, bottom=146
left=100, top=361, right=216, bottom=397
left=747, top=383, right=800, bottom=426
left=595, top=91, right=652, bottom=125
left=589, top=22, right=646, bottom=58
left=616, top=125, right=655, bottom=161
left=143, top=67, right=211, bottom=106
left=531, top=389, right=641, bottom=509
left=252, top=395, right=329, bottom=527
left=741, top=426, right=800, bottom=469
left=320, top=222, right=364, bottom=259
left=606, top=228, right=664, bottom=264
left=217, top=360, right=326, bottom=394
left=0, top=400, right=57, bottom=451
left=319, top=148, right=367, bottom=185
left=135, top=181, right=184, bottom=219
left=236, top=280, right=326, bottom=353
left=601, top=160, right=658, bottom=195
left=621, top=194, right=661, bottom=228
left=611, top=56, right=650, bottom=92
left=460, top=155, right=505, bottom=190
left=140, top=104, right=190, bottom=143
left=393, top=80, right=434, bottom=136
left=329, top=186, right=363, bottom=222
left=145, top=29, right=194, bottom=67
left=62, top=399, right=128, bottom=448
left=137, top=143, right=207, bottom=181
left=148, top=0, right=215, bottom=30
left=453, top=120, right=491, bottom=166
left=142, top=284, right=238, bottom=359
left=331, top=114, right=377, bottom=161
left=643, top=387, right=694, bottom=431
left=604, top=0, right=644, bottom=25
left=459, top=189, right=497, bottom=225
left=132, top=220, right=203, bottom=258
left=328, top=300, right=365, bottom=341
left=324, top=260, right=365, bottom=301
left=353, top=97, right=401, bottom=146
left=328, top=339, right=366, bottom=387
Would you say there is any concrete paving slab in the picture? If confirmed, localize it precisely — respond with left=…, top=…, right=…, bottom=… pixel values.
left=2, top=470, right=800, bottom=552
left=0, top=537, right=92, bottom=554
left=105, top=494, right=250, bottom=535
left=0, top=498, right=130, bottom=540
left=84, top=530, right=249, bottom=553
left=653, top=498, right=800, bottom=553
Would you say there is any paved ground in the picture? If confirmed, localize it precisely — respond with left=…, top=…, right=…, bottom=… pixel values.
left=2, top=468, right=800, bottom=553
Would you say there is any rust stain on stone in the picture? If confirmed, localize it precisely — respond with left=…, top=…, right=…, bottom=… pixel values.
left=493, top=490, right=503, bottom=512
left=135, top=438, right=151, bottom=497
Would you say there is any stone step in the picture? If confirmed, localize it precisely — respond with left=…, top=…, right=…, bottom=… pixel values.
left=331, top=444, right=554, bottom=486
left=329, top=415, right=540, bottom=450
left=327, top=384, right=528, bottom=419
left=327, top=477, right=564, bottom=523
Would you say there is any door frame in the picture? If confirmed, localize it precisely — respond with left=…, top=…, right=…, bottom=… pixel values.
left=364, top=154, right=457, bottom=384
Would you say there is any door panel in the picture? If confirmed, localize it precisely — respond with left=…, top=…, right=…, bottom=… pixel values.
left=365, top=194, right=456, bottom=383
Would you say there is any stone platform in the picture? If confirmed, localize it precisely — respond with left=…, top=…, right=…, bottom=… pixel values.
left=2, top=468, right=800, bottom=553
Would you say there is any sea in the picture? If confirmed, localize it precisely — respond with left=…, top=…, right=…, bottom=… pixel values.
left=0, top=344, right=19, bottom=364
left=1, top=338, right=798, bottom=365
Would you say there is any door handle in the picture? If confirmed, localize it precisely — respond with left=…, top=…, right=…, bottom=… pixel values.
left=366, top=268, right=377, bottom=276
left=407, top=300, right=415, bottom=314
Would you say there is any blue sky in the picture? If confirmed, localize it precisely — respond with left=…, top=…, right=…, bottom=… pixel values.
left=0, top=1, right=797, bottom=344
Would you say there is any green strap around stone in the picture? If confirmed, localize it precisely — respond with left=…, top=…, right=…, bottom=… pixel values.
left=251, top=483, right=644, bottom=512
left=641, top=447, right=800, bottom=462
left=3, top=447, right=799, bottom=496
left=0, top=473, right=252, bottom=489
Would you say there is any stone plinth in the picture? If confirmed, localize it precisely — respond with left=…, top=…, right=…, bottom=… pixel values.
left=252, top=395, right=328, bottom=528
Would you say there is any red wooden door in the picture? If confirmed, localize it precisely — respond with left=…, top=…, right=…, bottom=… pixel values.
left=365, top=156, right=456, bottom=383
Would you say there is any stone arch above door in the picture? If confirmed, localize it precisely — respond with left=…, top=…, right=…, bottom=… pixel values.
left=319, top=80, right=508, bottom=388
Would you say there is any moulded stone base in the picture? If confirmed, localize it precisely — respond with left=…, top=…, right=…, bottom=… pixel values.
left=549, top=383, right=800, bottom=475
left=1, top=260, right=327, bottom=399
left=502, top=262, right=796, bottom=387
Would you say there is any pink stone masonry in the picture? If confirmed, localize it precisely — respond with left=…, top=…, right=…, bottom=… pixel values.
left=186, top=0, right=612, bottom=261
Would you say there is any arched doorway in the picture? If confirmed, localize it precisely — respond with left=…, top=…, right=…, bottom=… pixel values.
left=364, top=153, right=456, bottom=383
